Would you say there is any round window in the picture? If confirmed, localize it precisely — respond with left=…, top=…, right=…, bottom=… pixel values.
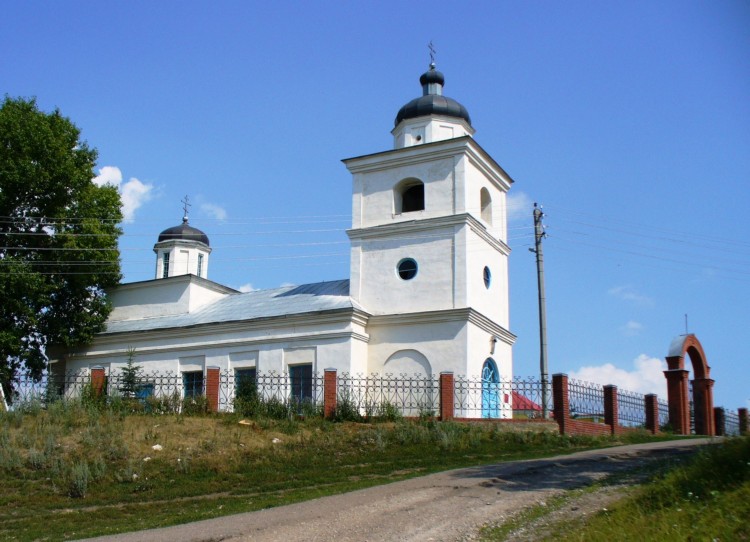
left=483, top=266, right=492, bottom=288
left=397, top=258, right=418, bottom=280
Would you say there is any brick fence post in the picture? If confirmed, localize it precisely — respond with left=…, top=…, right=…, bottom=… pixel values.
left=714, top=407, right=726, bottom=437
left=644, top=394, right=659, bottom=434
left=552, top=374, right=569, bottom=435
left=206, top=366, right=220, bottom=412
left=739, top=408, right=749, bottom=436
left=604, top=385, right=619, bottom=435
left=324, top=369, right=337, bottom=419
left=664, top=367, right=690, bottom=435
left=90, top=366, right=106, bottom=398
left=439, top=372, right=454, bottom=421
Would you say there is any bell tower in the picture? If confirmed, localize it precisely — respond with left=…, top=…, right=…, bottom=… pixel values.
left=343, top=62, right=515, bottom=381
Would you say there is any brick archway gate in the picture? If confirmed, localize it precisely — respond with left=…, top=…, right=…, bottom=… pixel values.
left=665, top=334, right=715, bottom=435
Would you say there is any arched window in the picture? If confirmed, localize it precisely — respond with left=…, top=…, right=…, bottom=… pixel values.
left=480, top=187, right=492, bottom=225
left=394, top=178, right=425, bottom=214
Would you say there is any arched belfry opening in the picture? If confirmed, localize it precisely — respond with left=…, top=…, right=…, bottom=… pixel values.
left=480, top=187, right=492, bottom=225
left=664, top=334, right=715, bottom=435
left=394, top=178, right=425, bottom=214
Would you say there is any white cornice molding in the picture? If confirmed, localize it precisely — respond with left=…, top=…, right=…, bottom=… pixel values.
left=465, top=214, right=512, bottom=255
left=347, top=213, right=510, bottom=255
left=368, top=307, right=515, bottom=345
left=390, top=114, right=475, bottom=137
left=110, top=274, right=238, bottom=296
left=92, top=308, right=369, bottom=346
left=64, top=331, right=371, bottom=362
left=153, top=239, right=213, bottom=254
left=342, top=137, right=514, bottom=192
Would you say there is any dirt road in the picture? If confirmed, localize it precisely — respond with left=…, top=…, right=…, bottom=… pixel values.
left=81, top=438, right=714, bottom=542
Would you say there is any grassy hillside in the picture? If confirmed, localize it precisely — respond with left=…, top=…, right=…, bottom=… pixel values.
left=1, top=397, right=673, bottom=541
left=481, top=435, right=750, bottom=541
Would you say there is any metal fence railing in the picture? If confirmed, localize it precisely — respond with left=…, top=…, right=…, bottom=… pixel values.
left=568, top=379, right=605, bottom=421
left=337, top=373, right=439, bottom=417
left=5, top=370, right=744, bottom=433
left=617, top=388, right=647, bottom=427
left=725, top=409, right=741, bottom=436
left=218, top=370, right=324, bottom=413
left=108, top=370, right=183, bottom=405
left=453, top=376, right=551, bottom=419
left=11, top=370, right=90, bottom=404
left=658, top=398, right=670, bottom=429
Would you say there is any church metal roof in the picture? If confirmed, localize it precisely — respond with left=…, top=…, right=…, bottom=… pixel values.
left=104, top=279, right=361, bottom=334
left=157, top=218, right=210, bottom=246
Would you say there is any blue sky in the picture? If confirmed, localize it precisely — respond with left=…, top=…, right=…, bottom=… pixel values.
left=3, top=1, right=749, bottom=411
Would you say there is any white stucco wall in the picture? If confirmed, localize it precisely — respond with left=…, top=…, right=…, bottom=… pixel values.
left=356, top=231, right=456, bottom=315
left=366, top=318, right=469, bottom=376
left=59, top=308, right=361, bottom=379
left=108, top=276, right=232, bottom=322
left=392, top=115, right=474, bottom=149
left=463, top=228, right=510, bottom=327
left=153, top=240, right=211, bottom=280
left=462, top=158, right=509, bottom=242
left=354, top=155, right=458, bottom=229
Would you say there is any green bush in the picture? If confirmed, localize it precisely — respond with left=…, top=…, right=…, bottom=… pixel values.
left=376, top=401, right=403, bottom=422
left=333, top=394, right=363, bottom=422
left=181, top=395, right=209, bottom=416
left=145, top=391, right=181, bottom=415
left=68, top=460, right=90, bottom=498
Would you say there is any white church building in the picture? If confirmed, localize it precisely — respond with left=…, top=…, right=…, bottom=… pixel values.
left=51, top=63, right=517, bottom=416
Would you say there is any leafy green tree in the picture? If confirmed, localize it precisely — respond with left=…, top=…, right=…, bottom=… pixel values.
left=0, top=96, right=122, bottom=396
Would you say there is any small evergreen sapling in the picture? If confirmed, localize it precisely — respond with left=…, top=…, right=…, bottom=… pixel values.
left=119, top=348, right=142, bottom=399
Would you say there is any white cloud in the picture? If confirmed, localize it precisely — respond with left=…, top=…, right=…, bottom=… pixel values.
left=620, top=320, right=643, bottom=336
left=237, top=283, right=256, bottom=293
left=506, top=191, right=534, bottom=223
left=120, top=178, right=153, bottom=221
left=200, top=203, right=227, bottom=221
left=608, top=285, right=654, bottom=307
left=568, top=354, right=667, bottom=397
left=92, top=165, right=122, bottom=187
left=92, top=166, right=153, bottom=222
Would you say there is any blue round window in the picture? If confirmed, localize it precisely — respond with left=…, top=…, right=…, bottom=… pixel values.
left=483, top=266, right=491, bottom=288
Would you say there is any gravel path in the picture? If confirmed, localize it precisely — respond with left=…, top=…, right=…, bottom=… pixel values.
left=81, top=438, right=714, bottom=542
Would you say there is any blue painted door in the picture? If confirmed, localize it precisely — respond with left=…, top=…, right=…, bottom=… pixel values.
left=481, top=358, right=500, bottom=418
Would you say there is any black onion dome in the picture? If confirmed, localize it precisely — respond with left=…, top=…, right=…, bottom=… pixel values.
left=395, top=66, right=471, bottom=127
left=419, top=68, right=445, bottom=87
left=158, top=219, right=210, bottom=246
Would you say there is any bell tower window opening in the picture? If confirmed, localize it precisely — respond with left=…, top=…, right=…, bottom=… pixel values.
left=394, top=178, right=425, bottom=214
left=480, top=187, right=492, bottom=225
left=197, top=253, right=204, bottom=277
left=162, top=252, right=170, bottom=278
